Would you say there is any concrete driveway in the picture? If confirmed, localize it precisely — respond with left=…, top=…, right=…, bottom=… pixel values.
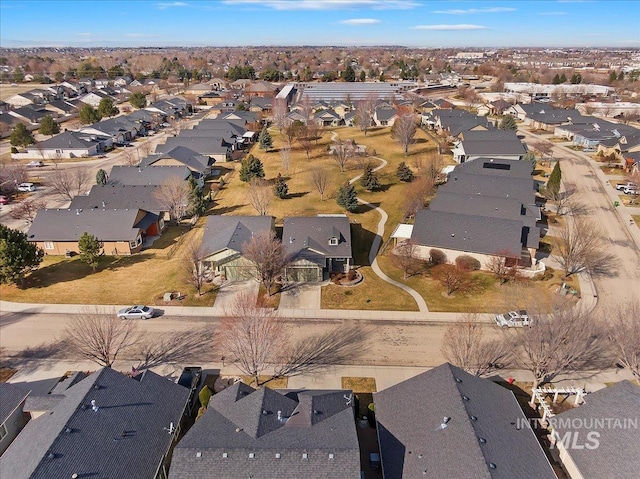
left=279, top=283, right=322, bottom=309
left=212, top=280, right=259, bottom=311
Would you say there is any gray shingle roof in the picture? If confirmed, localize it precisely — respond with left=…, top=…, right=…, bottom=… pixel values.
left=458, top=130, right=528, bottom=157
left=0, top=383, right=29, bottom=425
left=411, top=209, right=526, bottom=256
left=108, top=165, right=193, bottom=186
left=0, top=368, right=189, bottom=479
left=442, top=172, right=538, bottom=205
left=169, top=383, right=360, bottom=479
left=156, top=137, right=229, bottom=158
left=70, top=185, right=165, bottom=214
left=451, top=157, right=534, bottom=179
left=35, top=130, right=108, bottom=150
left=552, top=380, right=640, bottom=479
left=283, top=215, right=352, bottom=262
left=27, top=208, right=146, bottom=242
left=374, top=363, right=556, bottom=479
left=201, top=215, right=275, bottom=254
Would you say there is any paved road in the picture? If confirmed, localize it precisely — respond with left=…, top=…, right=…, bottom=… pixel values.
left=519, top=130, right=640, bottom=312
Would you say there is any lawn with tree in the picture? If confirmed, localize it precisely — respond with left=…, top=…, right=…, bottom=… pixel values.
left=0, top=224, right=44, bottom=286
left=39, top=115, right=60, bottom=137
left=9, top=123, right=35, bottom=148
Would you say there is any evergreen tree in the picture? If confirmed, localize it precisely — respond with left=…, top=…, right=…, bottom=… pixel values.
left=0, top=224, right=44, bottom=285
left=343, top=65, right=356, bottom=82
left=129, top=92, right=147, bottom=109
left=499, top=115, right=517, bottom=130
left=360, top=163, right=381, bottom=191
left=258, top=127, right=273, bottom=151
left=9, top=123, right=35, bottom=148
left=523, top=151, right=537, bottom=172
left=187, top=176, right=207, bottom=216
left=570, top=73, right=582, bottom=84
left=609, top=71, right=618, bottom=83
left=79, top=104, right=102, bottom=125
left=559, top=73, right=567, bottom=83
left=546, top=161, right=562, bottom=197
left=78, top=232, right=103, bottom=272
left=359, top=70, right=366, bottom=82
left=396, top=161, right=414, bottom=182
left=273, top=173, right=289, bottom=199
left=97, top=97, right=119, bottom=118
left=239, top=154, right=265, bottom=182
left=96, top=169, right=108, bottom=185
left=336, top=182, right=358, bottom=212
left=379, top=72, right=385, bottom=82
left=39, top=115, right=60, bottom=136
left=552, top=74, right=561, bottom=85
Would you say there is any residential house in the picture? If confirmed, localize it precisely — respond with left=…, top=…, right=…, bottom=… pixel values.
left=219, top=110, right=260, bottom=128
left=313, top=108, right=341, bottom=127
left=27, top=207, right=162, bottom=255
left=14, top=371, right=88, bottom=420
left=77, top=90, right=112, bottom=108
left=374, top=364, right=557, bottom=479
left=169, top=382, right=360, bottom=479
left=155, top=138, right=226, bottom=164
left=0, top=111, right=26, bottom=131
left=423, top=109, right=491, bottom=138
left=44, top=99, right=78, bottom=116
left=208, top=77, right=227, bottom=90
left=0, top=367, right=190, bottom=479
left=249, top=96, right=273, bottom=115
left=198, top=91, right=225, bottom=106
left=70, top=185, right=170, bottom=224
left=282, top=215, right=353, bottom=282
left=199, top=215, right=275, bottom=281
left=15, top=130, right=110, bottom=160
left=343, top=110, right=357, bottom=127
left=373, top=107, right=397, bottom=127
left=109, top=164, right=203, bottom=188
left=549, top=381, right=640, bottom=479
left=5, top=92, right=42, bottom=107
left=244, top=80, right=279, bottom=98
left=505, top=104, right=588, bottom=131
left=451, top=129, right=528, bottom=163
left=113, top=76, right=132, bottom=87
left=80, top=116, right=142, bottom=144
left=0, top=383, right=30, bottom=455
left=185, top=83, right=213, bottom=95
left=8, top=104, right=51, bottom=125
left=208, top=100, right=240, bottom=117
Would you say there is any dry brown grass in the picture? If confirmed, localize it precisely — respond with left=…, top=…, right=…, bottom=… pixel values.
left=0, top=83, right=53, bottom=101
left=341, top=376, right=377, bottom=393
left=240, top=375, right=289, bottom=389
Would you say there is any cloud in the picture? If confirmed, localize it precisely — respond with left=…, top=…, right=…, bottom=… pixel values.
left=339, top=18, right=381, bottom=25
left=411, top=24, right=489, bottom=31
left=432, top=7, right=515, bottom=14
left=157, top=1, right=188, bottom=9
left=539, top=11, right=568, bottom=15
left=222, top=0, right=419, bottom=10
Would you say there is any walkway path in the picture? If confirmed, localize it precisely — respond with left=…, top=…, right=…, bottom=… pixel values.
left=331, top=131, right=429, bottom=312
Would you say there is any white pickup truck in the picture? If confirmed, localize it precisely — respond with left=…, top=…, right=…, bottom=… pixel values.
left=495, top=310, right=531, bottom=327
left=616, top=182, right=637, bottom=192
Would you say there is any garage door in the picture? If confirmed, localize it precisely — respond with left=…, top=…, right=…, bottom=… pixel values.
left=286, top=267, right=321, bottom=283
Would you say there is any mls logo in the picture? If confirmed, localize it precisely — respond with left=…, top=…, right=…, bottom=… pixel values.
left=552, top=431, right=600, bottom=450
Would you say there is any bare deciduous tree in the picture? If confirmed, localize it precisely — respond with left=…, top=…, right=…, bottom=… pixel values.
left=243, top=231, right=289, bottom=296
left=485, top=250, right=520, bottom=284
left=247, top=178, right=272, bottom=216
left=310, top=167, right=330, bottom=200
left=391, top=109, right=417, bottom=156
left=280, top=143, right=291, bottom=175
left=506, top=303, right=606, bottom=389
left=218, top=292, right=289, bottom=386
left=184, top=238, right=211, bottom=296
left=392, top=240, right=418, bottom=279
left=402, top=176, right=433, bottom=219
left=354, top=95, right=375, bottom=136
left=552, top=216, right=609, bottom=276
left=432, top=264, right=470, bottom=296
left=47, top=168, right=90, bottom=201
left=63, top=308, right=142, bottom=367
left=604, top=300, right=640, bottom=379
left=532, top=140, right=554, bottom=160
left=331, top=138, right=352, bottom=172
left=272, top=98, right=288, bottom=132
left=121, top=148, right=138, bottom=166
left=441, top=313, right=510, bottom=376
left=10, top=198, right=46, bottom=223
left=153, top=176, right=189, bottom=222
left=0, top=162, right=28, bottom=192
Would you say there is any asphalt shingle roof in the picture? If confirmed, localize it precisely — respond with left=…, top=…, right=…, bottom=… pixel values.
left=200, top=215, right=275, bottom=254
left=552, top=381, right=640, bottom=479
left=0, top=368, right=189, bottom=479
left=282, top=215, right=352, bottom=262
left=169, top=383, right=360, bottom=479
left=374, top=363, right=556, bottom=479
left=0, top=383, right=29, bottom=425
left=108, top=165, right=193, bottom=186
left=156, top=137, right=229, bottom=157
left=70, top=185, right=165, bottom=214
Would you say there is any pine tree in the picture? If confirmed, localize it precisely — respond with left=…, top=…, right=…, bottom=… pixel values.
left=78, top=232, right=103, bottom=272
left=360, top=163, right=381, bottom=191
left=273, top=173, right=289, bottom=199
left=552, top=74, right=561, bottom=85
left=187, top=176, right=207, bottom=215
left=336, top=182, right=358, bottom=212
left=97, top=98, right=119, bottom=118
left=96, top=169, right=108, bottom=185
left=39, top=115, right=60, bottom=136
left=258, top=127, right=273, bottom=151
left=0, top=224, right=44, bottom=285
left=546, top=161, right=562, bottom=197
left=239, top=154, right=265, bottom=182
left=396, top=161, right=414, bottom=182
left=9, top=123, right=35, bottom=148
left=559, top=73, right=567, bottom=83
left=343, top=65, right=356, bottom=82
left=609, top=71, right=618, bottom=83
left=499, top=115, right=517, bottom=130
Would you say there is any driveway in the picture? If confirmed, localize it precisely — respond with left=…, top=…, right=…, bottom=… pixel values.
left=212, top=280, right=259, bottom=311
left=279, top=283, right=321, bottom=309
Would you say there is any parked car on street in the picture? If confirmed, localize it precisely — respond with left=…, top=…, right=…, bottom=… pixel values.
left=17, top=182, right=36, bottom=192
left=27, top=160, right=44, bottom=167
left=116, top=305, right=154, bottom=320
left=495, top=310, right=530, bottom=327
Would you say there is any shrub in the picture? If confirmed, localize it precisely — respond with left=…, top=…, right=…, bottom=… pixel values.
left=10, top=146, right=18, bottom=154
left=198, top=385, right=213, bottom=408
left=429, top=248, right=447, bottom=265
left=347, top=269, right=357, bottom=281
left=455, top=255, right=481, bottom=271
left=196, top=406, right=207, bottom=421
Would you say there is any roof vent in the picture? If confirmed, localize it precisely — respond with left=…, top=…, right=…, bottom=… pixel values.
left=72, top=474, right=79, bottom=479
left=313, top=409, right=321, bottom=415
left=262, top=409, right=268, bottom=415
left=328, top=453, right=334, bottom=459
left=47, top=453, right=55, bottom=460
left=439, top=417, right=451, bottom=429
left=90, top=399, right=99, bottom=412
left=479, top=437, right=487, bottom=444
left=235, top=427, right=243, bottom=432
left=489, top=463, right=497, bottom=469
left=462, top=395, right=470, bottom=401
left=249, top=452, right=255, bottom=459
left=302, top=453, right=308, bottom=459
left=76, top=208, right=82, bottom=215
left=275, top=453, right=281, bottom=459
left=455, top=377, right=462, bottom=383
left=196, top=452, right=202, bottom=458
left=222, top=452, right=228, bottom=458
left=470, top=415, right=478, bottom=421
left=65, top=427, right=73, bottom=433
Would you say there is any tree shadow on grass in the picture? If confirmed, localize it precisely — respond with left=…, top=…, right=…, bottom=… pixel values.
left=287, top=191, right=309, bottom=199
left=209, top=204, right=245, bottom=215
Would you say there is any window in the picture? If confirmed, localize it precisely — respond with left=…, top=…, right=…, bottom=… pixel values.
left=328, top=237, right=338, bottom=246
left=129, top=235, right=142, bottom=249
left=44, top=241, right=54, bottom=250
left=0, top=423, right=7, bottom=440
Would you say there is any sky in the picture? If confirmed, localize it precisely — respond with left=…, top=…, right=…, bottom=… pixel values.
left=0, top=0, right=639, bottom=48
